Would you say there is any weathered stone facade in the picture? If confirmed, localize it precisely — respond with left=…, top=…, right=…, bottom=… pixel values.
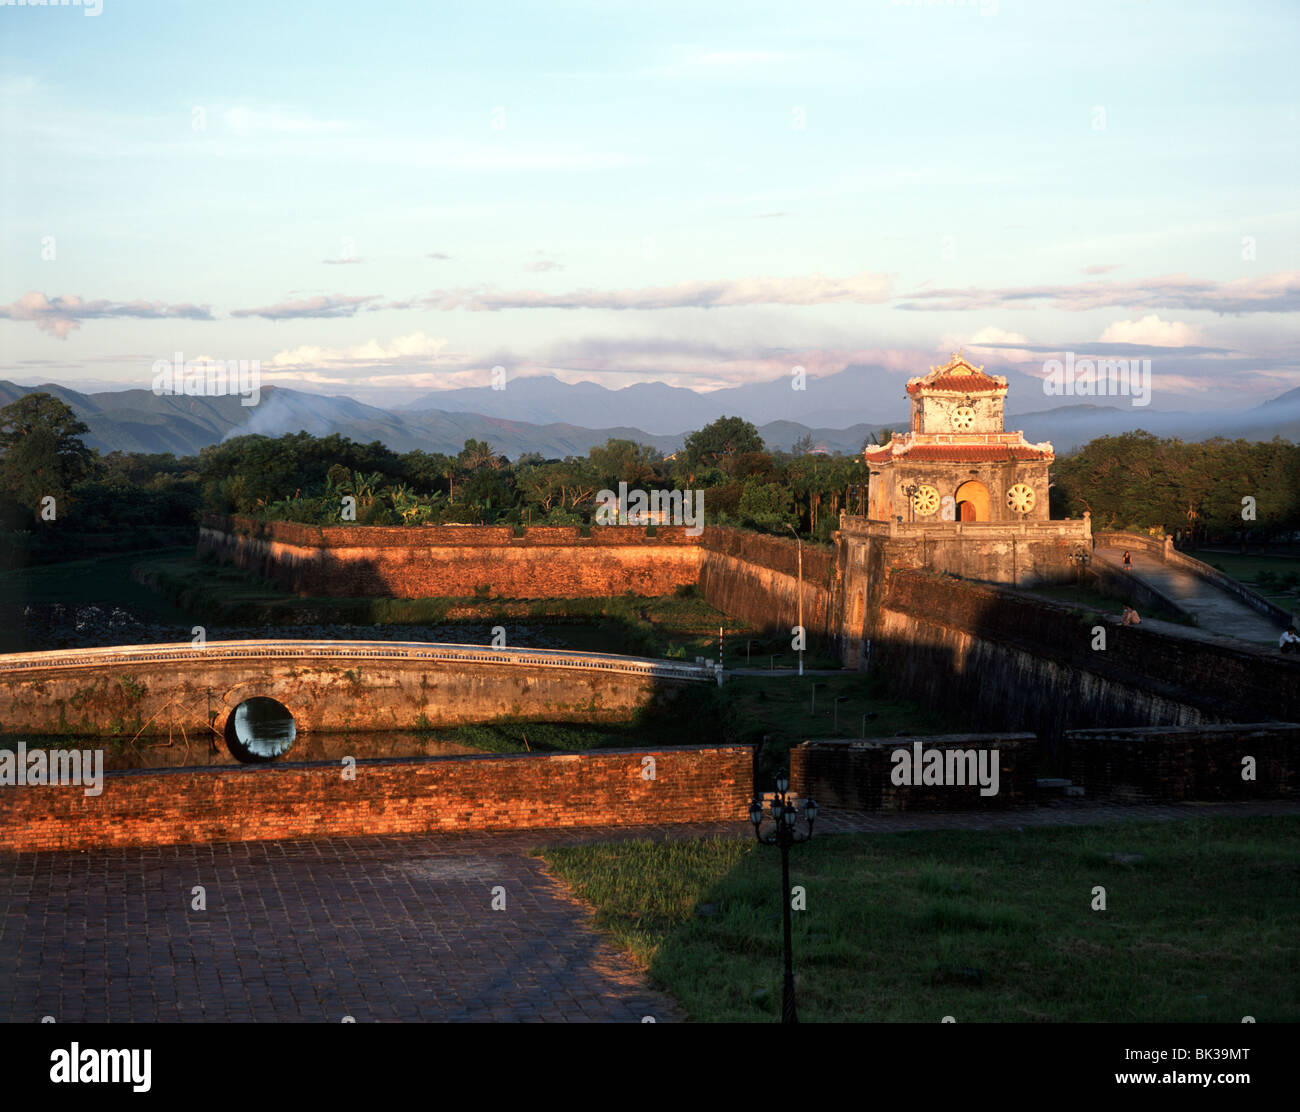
left=865, top=352, right=1055, bottom=524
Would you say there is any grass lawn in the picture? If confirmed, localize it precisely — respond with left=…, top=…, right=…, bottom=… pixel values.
left=541, top=816, right=1300, bottom=1022
left=720, top=672, right=965, bottom=781
left=0, top=548, right=198, bottom=650
left=0, top=548, right=193, bottom=612
left=1188, top=550, right=1300, bottom=611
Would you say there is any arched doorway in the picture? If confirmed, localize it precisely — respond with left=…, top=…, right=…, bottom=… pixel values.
left=954, top=480, right=990, bottom=522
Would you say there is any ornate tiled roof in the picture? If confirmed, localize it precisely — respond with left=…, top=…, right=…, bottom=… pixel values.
left=905, top=351, right=1008, bottom=396
left=864, top=432, right=1054, bottom=464
left=864, top=444, right=1052, bottom=463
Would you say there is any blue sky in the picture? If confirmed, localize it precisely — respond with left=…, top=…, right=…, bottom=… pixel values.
left=1, top=0, right=1296, bottom=413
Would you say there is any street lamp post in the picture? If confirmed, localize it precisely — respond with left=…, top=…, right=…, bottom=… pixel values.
left=1070, top=546, right=1091, bottom=605
left=902, top=483, right=919, bottom=524
left=749, top=768, right=817, bottom=1024
left=786, top=523, right=803, bottom=677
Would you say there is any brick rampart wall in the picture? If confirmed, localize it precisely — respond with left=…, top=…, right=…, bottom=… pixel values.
left=0, top=745, right=753, bottom=852
left=197, top=518, right=842, bottom=639
left=789, top=734, right=1036, bottom=811
left=878, top=570, right=1300, bottom=731
left=1065, top=723, right=1298, bottom=801
left=198, top=516, right=703, bottom=598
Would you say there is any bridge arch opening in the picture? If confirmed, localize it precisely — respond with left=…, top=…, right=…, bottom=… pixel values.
left=225, top=696, right=297, bottom=763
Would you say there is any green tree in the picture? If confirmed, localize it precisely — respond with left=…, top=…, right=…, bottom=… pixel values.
left=0, top=392, right=98, bottom=522
left=458, top=438, right=500, bottom=471
left=683, top=416, right=764, bottom=472
left=587, top=438, right=662, bottom=489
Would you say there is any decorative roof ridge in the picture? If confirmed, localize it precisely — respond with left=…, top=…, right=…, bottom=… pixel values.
left=928, top=350, right=985, bottom=376
left=905, top=351, right=1009, bottom=394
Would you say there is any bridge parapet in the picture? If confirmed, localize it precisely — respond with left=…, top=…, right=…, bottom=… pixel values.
left=0, top=640, right=715, bottom=738
left=0, top=639, right=716, bottom=684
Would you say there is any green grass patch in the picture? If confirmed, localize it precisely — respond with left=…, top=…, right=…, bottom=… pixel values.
left=1187, top=550, right=1300, bottom=609
left=720, top=672, right=965, bottom=782
left=542, top=817, right=1300, bottom=1022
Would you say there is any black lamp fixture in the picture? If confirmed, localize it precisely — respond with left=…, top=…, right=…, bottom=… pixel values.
left=749, top=768, right=818, bottom=1023
left=901, top=482, right=919, bottom=523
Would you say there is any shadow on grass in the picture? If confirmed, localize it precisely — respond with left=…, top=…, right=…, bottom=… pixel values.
left=543, top=816, right=1300, bottom=1022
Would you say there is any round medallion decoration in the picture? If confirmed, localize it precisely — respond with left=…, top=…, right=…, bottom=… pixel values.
left=1007, top=483, right=1036, bottom=513
left=911, top=485, right=940, bottom=516
left=953, top=406, right=976, bottom=431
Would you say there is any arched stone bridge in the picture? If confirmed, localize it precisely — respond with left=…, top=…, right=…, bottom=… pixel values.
left=0, top=640, right=717, bottom=739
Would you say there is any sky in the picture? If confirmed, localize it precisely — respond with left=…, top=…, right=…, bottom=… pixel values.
left=1, top=0, right=1297, bottom=417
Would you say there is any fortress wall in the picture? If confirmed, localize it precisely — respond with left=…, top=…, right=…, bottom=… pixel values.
left=198, top=516, right=703, bottom=598
left=198, top=518, right=842, bottom=641
left=697, top=528, right=838, bottom=640
left=0, top=744, right=753, bottom=852
left=872, top=569, right=1300, bottom=761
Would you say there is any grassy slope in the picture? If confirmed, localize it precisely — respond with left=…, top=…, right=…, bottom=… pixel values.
left=543, top=817, right=1300, bottom=1022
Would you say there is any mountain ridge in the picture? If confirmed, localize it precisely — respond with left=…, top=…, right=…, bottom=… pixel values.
left=0, top=379, right=1295, bottom=460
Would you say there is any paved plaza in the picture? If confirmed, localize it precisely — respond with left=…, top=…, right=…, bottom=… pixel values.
left=2, top=800, right=1297, bottom=1023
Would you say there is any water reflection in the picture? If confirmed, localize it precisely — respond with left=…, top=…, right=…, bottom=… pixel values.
left=227, top=697, right=297, bottom=762
left=73, top=730, right=486, bottom=770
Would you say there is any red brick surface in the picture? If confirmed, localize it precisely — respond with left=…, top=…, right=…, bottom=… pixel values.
left=200, top=516, right=706, bottom=598
left=0, top=745, right=753, bottom=852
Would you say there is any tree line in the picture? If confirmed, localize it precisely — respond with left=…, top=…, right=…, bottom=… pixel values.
left=1, top=392, right=1296, bottom=565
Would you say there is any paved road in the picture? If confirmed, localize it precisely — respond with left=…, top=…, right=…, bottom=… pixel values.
left=0, top=831, right=690, bottom=1023
left=4, top=802, right=1299, bottom=1023
left=1095, top=547, right=1284, bottom=645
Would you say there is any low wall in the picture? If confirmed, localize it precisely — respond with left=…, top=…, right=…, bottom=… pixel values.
left=789, top=734, right=1036, bottom=810
left=0, top=744, right=753, bottom=852
left=1066, top=723, right=1299, bottom=801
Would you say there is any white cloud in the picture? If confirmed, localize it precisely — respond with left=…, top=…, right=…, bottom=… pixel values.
left=266, top=331, right=451, bottom=369
left=414, top=271, right=894, bottom=311
left=1098, top=315, right=1207, bottom=347
left=0, top=291, right=214, bottom=339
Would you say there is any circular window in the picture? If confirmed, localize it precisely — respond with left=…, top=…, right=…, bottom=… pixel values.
left=1007, top=483, right=1036, bottom=513
left=953, top=406, right=976, bottom=431
left=911, top=484, right=940, bottom=516
left=225, top=696, right=297, bottom=762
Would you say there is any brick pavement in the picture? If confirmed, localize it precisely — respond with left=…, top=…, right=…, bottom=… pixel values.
left=2, top=799, right=1296, bottom=1022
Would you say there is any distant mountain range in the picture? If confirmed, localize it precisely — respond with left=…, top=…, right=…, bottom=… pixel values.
left=396, top=362, right=1062, bottom=433
left=0, top=375, right=1296, bottom=461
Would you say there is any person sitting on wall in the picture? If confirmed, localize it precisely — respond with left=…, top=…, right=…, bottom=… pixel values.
left=1280, top=625, right=1300, bottom=654
left=1122, top=604, right=1141, bottom=626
